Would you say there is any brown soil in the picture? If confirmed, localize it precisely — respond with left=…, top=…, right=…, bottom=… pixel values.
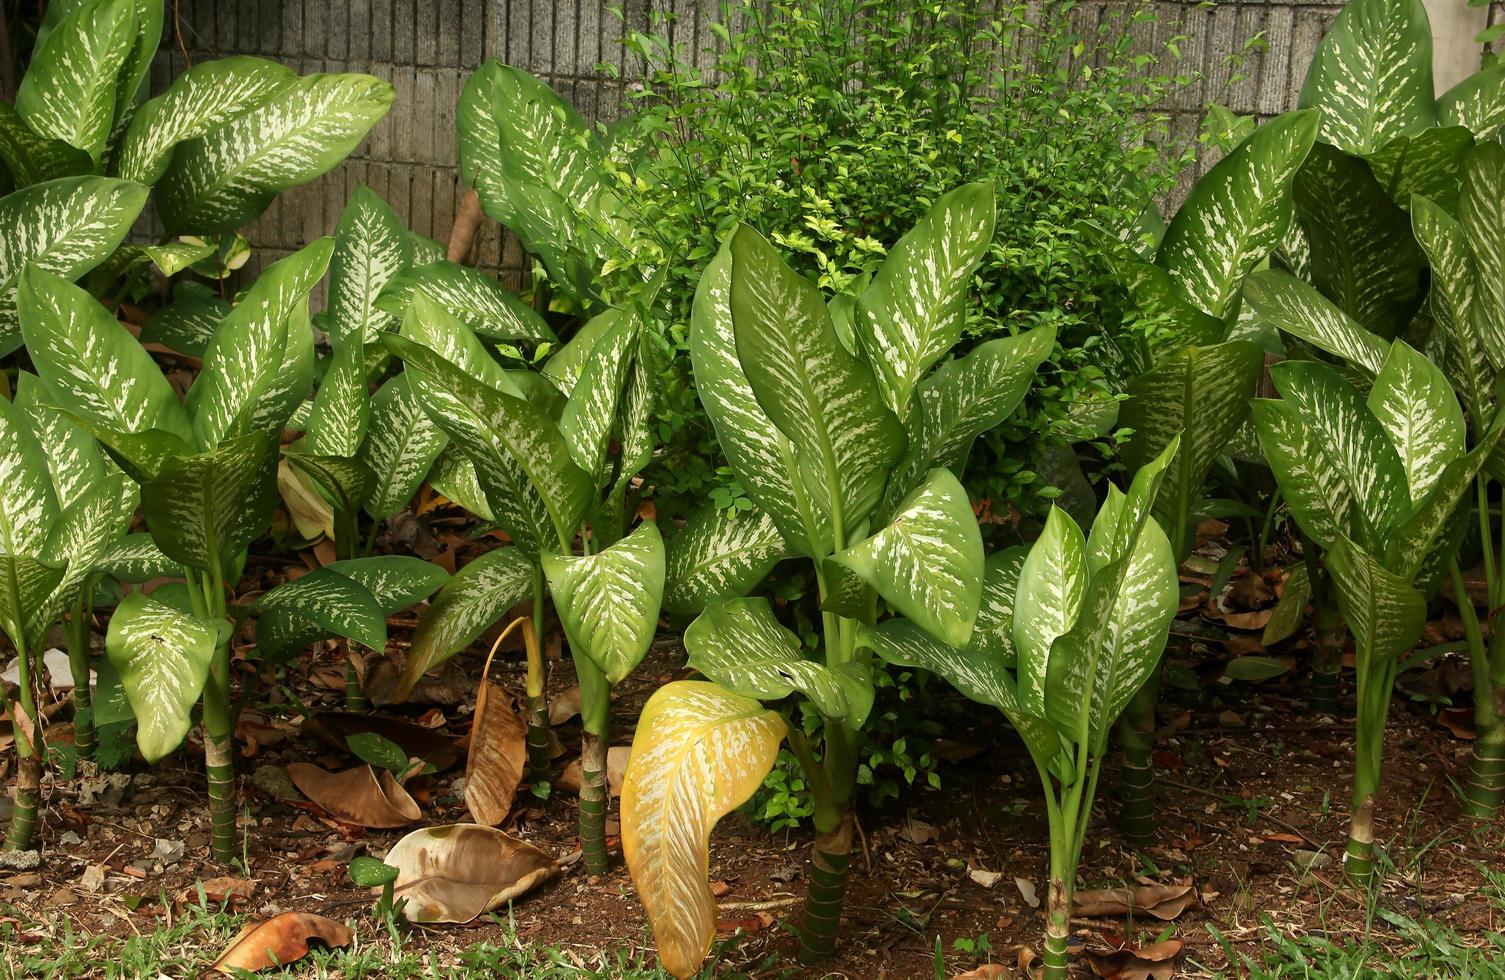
left=5, top=575, right=1505, bottom=978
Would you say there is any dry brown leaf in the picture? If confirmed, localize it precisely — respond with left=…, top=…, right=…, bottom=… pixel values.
left=384, top=823, right=558, bottom=923
left=1437, top=706, right=1477, bottom=740
left=1074, top=883, right=1196, bottom=920
left=182, top=876, right=255, bottom=906
left=465, top=680, right=527, bottom=825
left=548, top=686, right=582, bottom=725
left=1014, top=877, right=1039, bottom=908
left=303, top=712, right=461, bottom=771
left=211, top=911, right=353, bottom=974
left=968, top=866, right=1003, bottom=888
left=287, top=763, right=421, bottom=828
left=954, top=965, right=1013, bottom=979
left=556, top=746, right=630, bottom=797
left=1085, top=937, right=1183, bottom=979
left=896, top=815, right=940, bottom=844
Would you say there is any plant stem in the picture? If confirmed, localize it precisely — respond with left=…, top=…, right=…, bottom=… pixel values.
left=200, top=566, right=237, bottom=864
left=577, top=656, right=612, bottom=874
left=798, top=806, right=854, bottom=966
left=67, top=592, right=96, bottom=761
left=1453, top=561, right=1505, bottom=819
left=1345, top=656, right=1392, bottom=887
left=523, top=617, right=551, bottom=782
left=1043, top=875, right=1072, bottom=979
left=1310, top=597, right=1344, bottom=715
left=1116, top=668, right=1159, bottom=846
left=3, top=644, right=41, bottom=852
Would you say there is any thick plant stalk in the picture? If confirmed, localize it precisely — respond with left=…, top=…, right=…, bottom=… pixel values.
left=1306, top=544, right=1342, bottom=714
left=66, top=597, right=95, bottom=760
left=4, top=654, right=41, bottom=851
left=1116, top=672, right=1159, bottom=845
left=1451, top=563, right=1505, bottom=820
left=578, top=726, right=609, bottom=873
left=203, top=640, right=237, bottom=863
left=1043, top=876, right=1072, bottom=978
left=1345, top=658, right=1392, bottom=887
left=798, top=807, right=854, bottom=965
left=342, top=650, right=368, bottom=712
left=522, top=618, right=551, bottom=781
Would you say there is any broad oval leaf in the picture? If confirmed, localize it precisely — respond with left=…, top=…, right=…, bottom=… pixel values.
left=358, top=375, right=448, bottom=521
left=0, top=396, right=61, bottom=563
left=14, top=371, right=110, bottom=511
left=256, top=567, right=387, bottom=662
left=1012, top=506, right=1088, bottom=717
left=663, top=506, right=791, bottom=619
left=305, top=338, right=370, bottom=459
left=140, top=432, right=278, bottom=573
left=542, top=522, right=665, bottom=685
left=0, top=176, right=148, bottom=353
left=156, top=73, right=394, bottom=234
left=1157, top=110, right=1318, bottom=319
left=15, top=0, right=137, bottom=163
left=1365, top=126, right=1474, bottom=213
left=729, top=224, right=906, bottom=539
left=855, top=182, right=996, bottom=416
left=322, top=555, right=449, bottom=614
left=1252, top=399, right=1363, bottom=549
left=828, top=468, right=983, bottom=647
left=1412, top=194, right=1494, bottom=426
left=621, top=681, right=786, bottom=980
left=384, top=823, right=558, bottom=924
left=114, top=55, right=297, bottom=185
left=95, top=532, right=175, bottom=582
left=398, top=547, right=533, bottom=701
left=398, top=293, right=516, bottom=394
left=1297, top=0, right=1436, bottom=155
left=324, top=184, right=412, bottom=344
left=558, top=311, right=640, bottom=482
left=376, top=260, right=553, bottom=342
left=105, top=591, right=219, bottom=762
left=141, top=281, right=229, bottom=358
left=1367, top=340, right=1464, bottom=504
left=0, top=101, right=89, bottom=186
left=684, top=598, right=871, bottom=724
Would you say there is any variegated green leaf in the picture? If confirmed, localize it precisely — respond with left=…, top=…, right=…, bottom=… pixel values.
left=385, top=332, right=591, bottom=556
left=685, top=597, right=871, bottom=724
left=0, top=396, right=61, bottom=561
left=1270, top=359, right=1411, bottom=543
left=0, top=176, right=148, bottom=353
left=188, top=238, right=333, bottom=447
left=1114, top=256, right=1225, bottom=364
left=1292, top=143, right=1426, bottom=339
left=105, top=590, right=218, bottom=762
left=156, top=73, right=394, bottom=233
left=885, top=324, right=1055, bottom=511
left=729, top=224, right=906, bottom=539
left=325, top=185, right=412, bottom=344
left=139, top=431, right=278, bottom=573
left=140, top=281, right=229, bottom=358
left=1157, top=111, right=1318, bottom=319
left=114, top=55, right=296, bottom=185
left=559, top=311, right=639, bottom=482
left=14, top=371, right=109, bottom=510
left=542, top=309, right=619, bottom=395
left=855, top=182, right=996, bottom=416
left=15, top=0, right=137, bottom=163
left=1366, top=126, right=1474, bottom=212
left=1243, top=269, right=1389, bottom=374
left=1387, top=422, right=1505, bottom=579
left=0, top=556, right=64, bottom=651
left=305, top=337, right=369, bottom=458
left=828, top=468, right=982, bottom=646
left=1121, top=340, right=1263, bottom=553
left=1262, top=563, right=1312, bottom=646
left=109, top=0, right=163, bottom=131
left=285, top=452, right=375, bottom=517
left=1297, top=0, right=1436, bottom=155
left=663, top=506, right=791, bottom=619
left=1252, top=399, right=1363, bottom=548
left=35, top=470, right=134, bottom=632
left=689, top=243, right=814, bottom=556
left=1367, top=340, right=1464, bottom=505
left=0, top=101, right=89, bottom=187
left=543, top=522, right=665, bottom=685
left=256, top=566, right=386, bottom=661
left=1326, top=535, right=1425, bottom=665
left=20, top=266, right=193, bottom=440
left=1412, top=194, right=1495, bottom=425
left=428, top=444, right=492, bottom=521
left=397, top=546, right=533, bottom=700
left=398, top=293, right=515, bottom=394
left=376, top=260, right=553, bottom=342
left=614, top=327, right=657, bottom=486
left=1013, top=506, right=1088, bottom=718
left=1438, top=63, right=1505, bottom=140
left=94, top=532, right=175, bottom=582
left=321, top=555, right=449, bottom=614
left=1459, top=143, right=1505, bottom=364
left=1044, top=514, right=1178, bottom=751
left=358, top=375, right=447, bottom=521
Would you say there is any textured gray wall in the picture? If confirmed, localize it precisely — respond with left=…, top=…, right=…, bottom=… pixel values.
left=155, top=1, right=1503, bottom=283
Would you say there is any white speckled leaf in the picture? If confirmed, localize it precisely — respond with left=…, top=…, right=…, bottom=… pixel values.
left=14, top=371, right=109, bottom=510
left=1012, top=506, right=1088, bottom=718
left=621, top=681, right=786, bottom=980
left=1367, top=340, right=1464, bottom=505
left=156, top=72, right=394, bottom=234
left=828, top=468, right=983, bottom=647
left=305, top=337, right=369, bottom=458
left=1158, top=111, right=1318, bottom=319
left=1252, top=399, right=1363, bottom=549
left=325, top=185, right=412, bottom=344
left=256, top=566, right=387, bottom=661
left=856, top=182, right=995, bottom=416
left=1326, top=534, right=1425, bottom=665
left=559, top=312, right=639, bottom=482
left=94, top=532, right=175, bottom=582
left=1243, top=269, right=1389, bottom=374
left=0, top=176, right=148, bottom=353
left=685, top=597, right=870, bottom=723
left=322, top=555, right=450, bottom=614
left=139, top=431, right=278, bottom=573
left=376, top=260, right=553, bottom=342
left=1365, top=125, right=1474, bottom=212
left=106, top=591, right=218, bottom=762
left=1438, top=64, right=1505, bottom=141
left=0, top=101, right=89, bottom=186
left=1297, top=0, right=1436, bottom=155
left=398, top=293, right=516, bottom=394
left=543, top=522, right=665, bottom=685
left=15, top=0, right=136, bottom=163
left=358, top=375, right=448, bottom=521
left=1411, top=196, right=1494, bottom=424
left=1459, top=143, right=1505, bottom=365
left=35, top=469, right=133, bottom=633
left=663, top=506, right=791, bottom=618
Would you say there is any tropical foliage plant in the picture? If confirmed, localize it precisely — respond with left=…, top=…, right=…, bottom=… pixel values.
left=619, top=184, right=1055, bottom=976
left=866, top=441, right=1180, bottom=977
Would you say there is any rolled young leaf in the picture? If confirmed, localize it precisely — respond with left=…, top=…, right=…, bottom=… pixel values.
left=543, top=522, right=666, bottom=685
left=106, top=591, right=219, bottom=762
left=621, top=681, right=786, bottom=980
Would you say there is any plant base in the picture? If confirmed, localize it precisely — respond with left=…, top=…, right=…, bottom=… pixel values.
left=1463, top=725, right=1505, bottom=821
left=1344, top=796, right=1375, bottom=887
left=1042, top=877, right=1072, bottom=979
left=205, top=733, right=237, bottom=863
left=2, top=755, right=40, bottom=851
left=798, top=810, right=854, bottom=965
left=579, top=730, right=609, bottom=873
left=525, top=693, right=551, bottom=782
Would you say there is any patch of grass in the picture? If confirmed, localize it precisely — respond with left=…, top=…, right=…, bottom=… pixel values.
left=1202, top=912, right=1505, bottom=978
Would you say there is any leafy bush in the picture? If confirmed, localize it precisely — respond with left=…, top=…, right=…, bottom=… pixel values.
left=602, top=0, right=1198, bottom=515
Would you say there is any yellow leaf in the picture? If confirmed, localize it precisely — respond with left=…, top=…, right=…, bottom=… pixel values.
left=621, top=681, right=786, bottom=979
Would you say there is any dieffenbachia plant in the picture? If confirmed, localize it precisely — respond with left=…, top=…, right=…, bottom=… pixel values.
left=865, top=441, right=1180, bottom=978
left=1251, top=352, right=1500, bottom=883
left=0, top=381, right=138, bottom=851
left=382, top=288, right=661, bottom=874
left=619, top=184, right=1054, bottom=977
left=1110, top=108, right=1318, bottom=843
left=0, top=0, right=392, bottom=355
left=18, top=240, right=332, bottom=862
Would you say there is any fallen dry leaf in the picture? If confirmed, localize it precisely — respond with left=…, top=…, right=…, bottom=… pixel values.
left=182, top=876, right=255, bottom=906
left=968, top=866, right=1003, bottom=889
left=1436, top=706, right=1476, bottom=740
left=211, top=911, right=353, bottom=974
left=384, top=823, right=558, bottom=923
left=557, top=746, right=630, bottom=797
left=548, top=686, right=582, bottom=725
left=465, top=679, right=527, bottom=825
left=954, top=966, right=1012, bottom=979
left=287, top=763, right=421, bottom=829
left=1084, top=937, right=1183, bottom=979
left=1074, top=883, right=1196, bottom=920
left=304, top=712, right=461, bottom=770
left=897, top=815, right=940, bottom=844
left=1014, top=876, right=1039, bottom=908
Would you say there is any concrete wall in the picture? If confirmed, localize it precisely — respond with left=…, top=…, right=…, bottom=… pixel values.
left=155, top=1, right=1504, bottom=283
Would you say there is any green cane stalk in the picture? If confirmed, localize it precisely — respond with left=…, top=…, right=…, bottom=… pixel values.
left=65, top=589, right=96, bottom=761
